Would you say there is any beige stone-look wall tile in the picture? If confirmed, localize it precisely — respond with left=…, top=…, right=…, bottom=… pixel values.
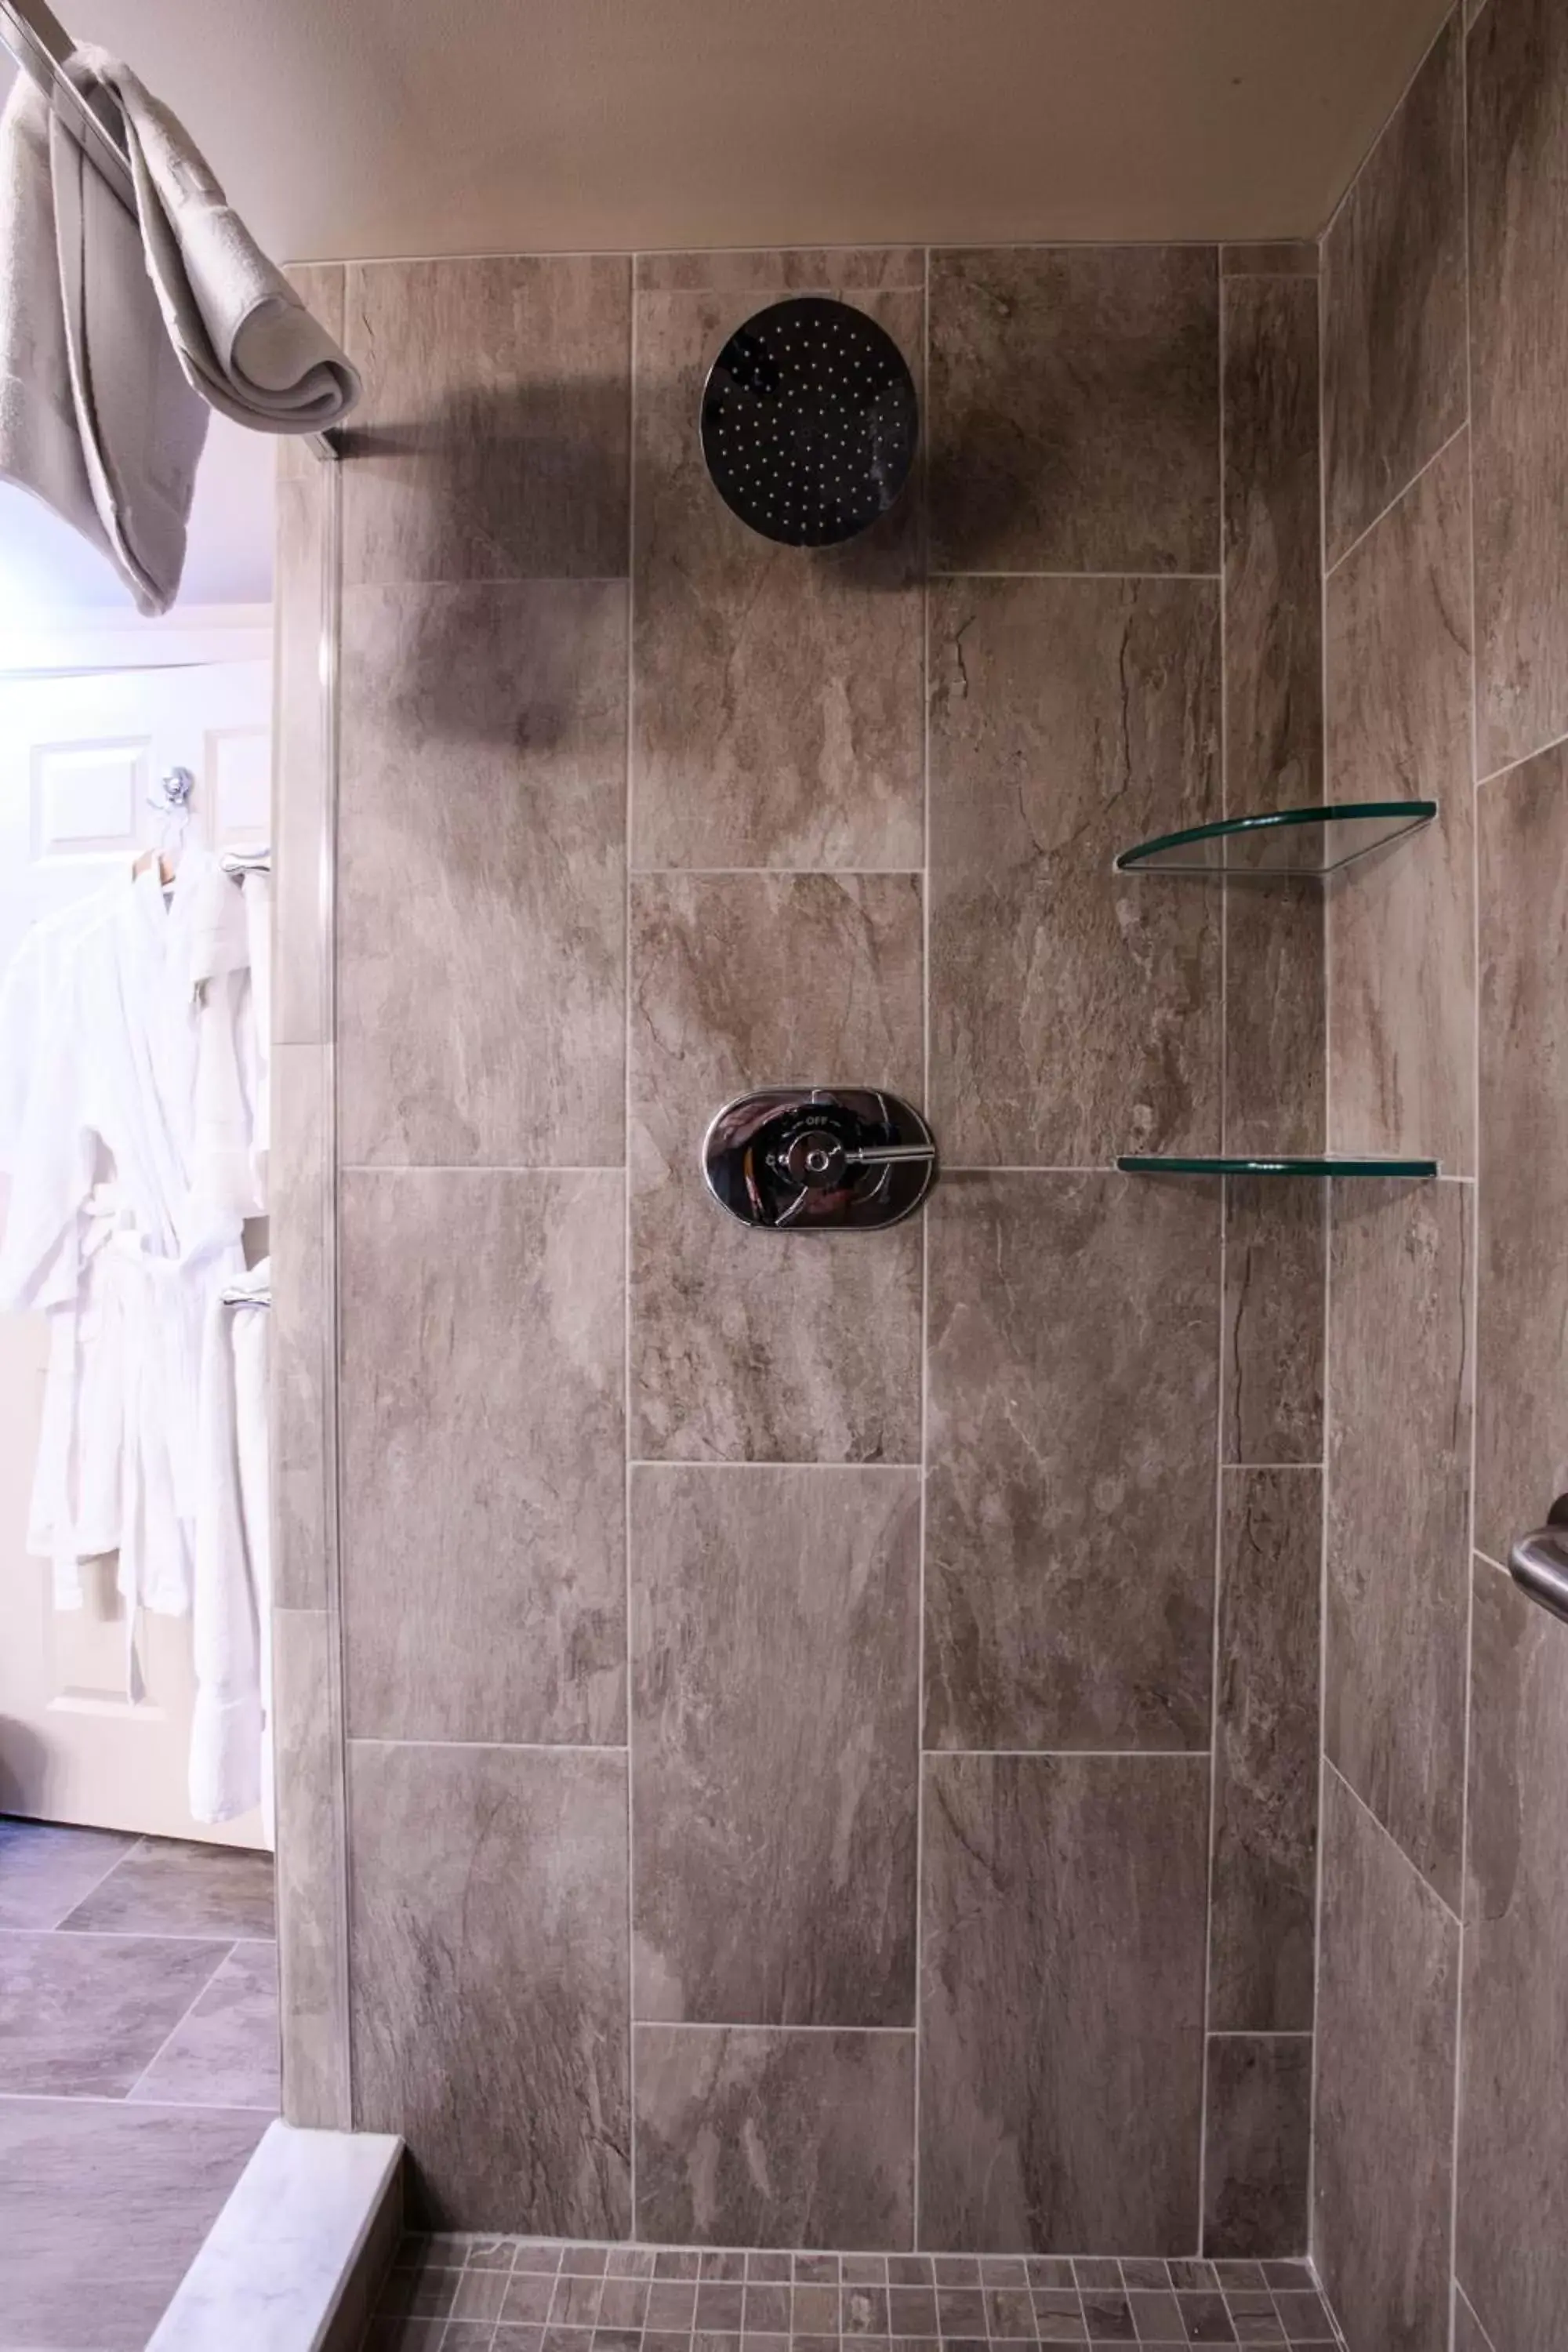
left=929, top=575, right=1221, bottom=1167
left=274, top=231, right=1341, bottom=2244
left=1220, top=271, right=1323, bottom=1160
left=1321, top=17, right=1467, bottom=565
left=919, top=1752, right=1208, bottom=2253
left=1210, top=1469, right=1321, bottom=2034
left=340, top=1169, right=626, bottom=1744
left=1221, top=243, right=1320, bottom=278
left=634, top=248, right=924, bottom=294
left=927, top=246, right=1221, bottom=574
left=631, top=279, right=923, bottom=871
left=1221, top=273, right=1323, bottom=817
left=630, top=873, right=924, bottom=1465
left=271, top=1608, right=350, bottom=2129
left=1476, top=743, right=1568, bottom=1563
left=1222, top=1178, right=1324, bottom=1467
left=1457, top=1558, right=1568, bottom=2352
left=273, top=469, right=332, bottom=1050
left=633, top=2025, right=915, bottom=2249
left=341, top=255, right=630, bottom=586
left=337, top=579, right=627, bottom=1168
left=1313, top=1766, right=1458, bottom=2352
left=925, top=1173, right=1219, bottom=1754
left=1326, top=432, right=1475, bottom=1175
left=631, top=1464, right=920, bottom=2028
left=1468, top=0, right=1568, bottom=776
left=1223, top=880, right=1325, bottom=1161
left=348, top=1740, right=630, bottom=2233
left=1201, top=2034, right=1311, bottom=2259
left=270, top=1040, right=331, bottom=1613
left=1327, top=1179, right=1472, bottom=1907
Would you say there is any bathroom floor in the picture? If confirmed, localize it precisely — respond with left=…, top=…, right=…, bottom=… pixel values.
left=366, top=2239, right=1348, bottom=2350
left=0, top=1815, right=278, bottom=2350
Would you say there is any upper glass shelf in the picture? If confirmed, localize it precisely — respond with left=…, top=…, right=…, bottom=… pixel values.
left=1119, top=1153, right=1439, bottom=1178
left=1114, top=800, right=1438, bottom=876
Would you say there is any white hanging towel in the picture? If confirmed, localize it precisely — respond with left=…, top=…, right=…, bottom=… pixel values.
left=221, top=853, right=272, bottom=1205
left=189, top=1263, right=271, bottom=1836
left=183, top=853, right=264, bottom=1218
left=71, top=49, right=360, bottom=435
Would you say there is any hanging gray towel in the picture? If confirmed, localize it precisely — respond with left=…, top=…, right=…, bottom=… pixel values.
left=0, top=72, right=205, bottom=615
left=0, top=79, right=103, bottom=562
left=51, top=91, right=212, bottom=613
left=72, top=49, right=360, bottom=434
left=0, top=47, right=358, bottom=613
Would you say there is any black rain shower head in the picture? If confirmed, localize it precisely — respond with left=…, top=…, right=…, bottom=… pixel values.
left=700, top=296, right=918, bottom=549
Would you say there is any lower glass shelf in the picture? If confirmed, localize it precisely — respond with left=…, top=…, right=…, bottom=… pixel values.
left=1118, top=1153, right=1439, bottom=1178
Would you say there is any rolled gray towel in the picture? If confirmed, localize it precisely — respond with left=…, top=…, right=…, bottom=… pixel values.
left=71, top=45, right=361, bottom=434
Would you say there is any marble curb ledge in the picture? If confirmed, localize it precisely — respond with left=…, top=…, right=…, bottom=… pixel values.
left=147, top=2120, right=404, bottom=2351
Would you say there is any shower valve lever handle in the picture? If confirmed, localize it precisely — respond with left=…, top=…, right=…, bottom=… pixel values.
left=1509, top=1494, right=1568, bottom=1628
left=843, top=1142, right=937, bottom=1166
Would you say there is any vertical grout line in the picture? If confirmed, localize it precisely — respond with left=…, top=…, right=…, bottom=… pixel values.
left=624, top=254, right=639, bottom=2243
left=911, top=241, right=931, bottom=2255
left=319, top=441, right=355, bottom=2131
left=1450, top=19, right=1479, bottom=2343
left=1199, top=256, right=1229, bottom=2256
left=1307, top=215, right=1332, bottom=2263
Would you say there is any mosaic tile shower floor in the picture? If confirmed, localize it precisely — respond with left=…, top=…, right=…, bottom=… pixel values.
left=365, top=2239, right=1348, bottom=2351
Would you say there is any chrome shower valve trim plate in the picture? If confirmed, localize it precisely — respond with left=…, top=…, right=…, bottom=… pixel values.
left=701, top=1087, right=937, bottom=1231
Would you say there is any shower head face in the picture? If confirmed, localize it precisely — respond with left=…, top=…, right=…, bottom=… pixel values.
left=700, top=296, right=918, bottom=548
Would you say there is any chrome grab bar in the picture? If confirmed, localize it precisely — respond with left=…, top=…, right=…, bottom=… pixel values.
left=1509, top=1497, right=1568, bottom=1628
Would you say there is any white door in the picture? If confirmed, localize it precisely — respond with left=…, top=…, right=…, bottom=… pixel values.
left=0, top=658, right=271, bottom=1845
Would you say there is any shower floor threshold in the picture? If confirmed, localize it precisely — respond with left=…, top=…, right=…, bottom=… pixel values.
left=366, top=2235, right=1348, bottom=2349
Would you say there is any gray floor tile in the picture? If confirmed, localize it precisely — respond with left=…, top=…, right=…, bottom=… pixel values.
left=0, top=1929, right=227, bottom=2096
left=0, top=1818, right=138, bottom=1929
left=127, top=1938, right=280, bottom=2110
left=360, top=2234, right=1345, bottom=2352
left=60, top=1835, right=275, bottom=1940
left=0, top=2096, right=267, bottom=2349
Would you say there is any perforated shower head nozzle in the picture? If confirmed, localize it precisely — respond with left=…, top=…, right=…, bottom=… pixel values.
left=700, top=296, right=919, bottom=549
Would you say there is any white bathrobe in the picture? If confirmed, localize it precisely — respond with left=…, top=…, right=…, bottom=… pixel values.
left=0, top=856, right=248, bottom=1621
left=0, top=887, right=127, bottom=1603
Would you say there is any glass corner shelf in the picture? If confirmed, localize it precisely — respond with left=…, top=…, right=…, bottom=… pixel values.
left=1118, top=1153, right=1439, bottom=1178
left=1114, top=800, right=1438, bottom=875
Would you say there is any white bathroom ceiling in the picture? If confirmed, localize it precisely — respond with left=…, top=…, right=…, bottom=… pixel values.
left=64, top=0, right=1451, bottom=260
